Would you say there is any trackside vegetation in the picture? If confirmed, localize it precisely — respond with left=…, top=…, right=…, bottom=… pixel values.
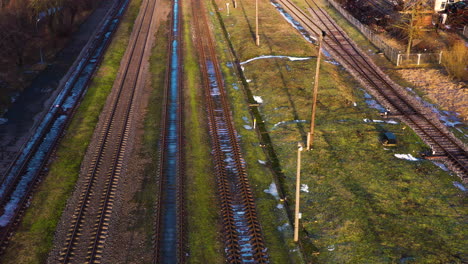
left=184, top=0, right=225, bottom=262
left=0, top=0, right=142, bottom=262
left=210, top=0, right=467, bottom=263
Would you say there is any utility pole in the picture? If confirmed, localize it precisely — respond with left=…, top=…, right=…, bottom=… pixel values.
left=255, top=0, right=260, bottom=46
left=294, top=142, right=303, bottom=242
left=307, top=31, right=326, bottom=150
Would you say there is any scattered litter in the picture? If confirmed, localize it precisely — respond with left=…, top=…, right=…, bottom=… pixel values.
left=277, top=203, right=284, bottom=209
left=0, top=118, right=7, bottom=125
left=258, top=160, right=267, bottom=165
left=226, top=62, right=233, bottom=68
left=453, top=181, right=466, bottom=192
left=406, top=87, right=465, bottom=128
left=242, top=116, right=249, bottom=123
left=277, top=222, right=290, bottom=232
left=353, top=102, right=357, bottom=107
left=240, top=55, right=312, bottom=65
left=301, top=184, right=309, bottom=193
left=264, top=182, right=280, bottom=199
left=365, top=99, right=387, bottom=112
left=246, top=79, right=252, bottom=83
left=321, top=49, right=332, bottom=58
left=394, top=154, right=419, bottom=161
left=327, top=244, right=335, bottom=251
left=232, top=83, right=239, bottom=90
left=253, top=96, right=263, bottom=104
left=243, top=125, right=252, bottom=130
left=273, top=119, right=307, bottom=129
left=271, top=2, right=316, bottom=44
left=241, top=66, right=245, bottom=72
left=363, top=118, right=398, bottom=124
left=325, top=59, right=340, bottom=65
left=432, top=161, right=449, bottom=171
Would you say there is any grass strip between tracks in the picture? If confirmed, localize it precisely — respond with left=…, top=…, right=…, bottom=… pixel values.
left=0, top=0, right=143, bottom=262
left=183, top=0, right=225, bottom=262
left=209, top=0, right=317, bottom=262
left=211, top=0, right=467, bottom=263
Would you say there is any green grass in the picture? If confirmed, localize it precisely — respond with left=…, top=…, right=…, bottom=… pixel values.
left=184, top=1, right=225, bottom=263
left=0, top=0, right=143, bottom=263
left=314, top=0, right=468, bottom=144
left=209, top=0, right=467, bottom=263
left=242, top=40, right=467, bottom=264
left=210, top=0, right=319, bottom=262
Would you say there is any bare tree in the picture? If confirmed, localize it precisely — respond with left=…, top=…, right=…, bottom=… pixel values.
left=394, top=0, right=431, bottom=55
left=0, top=12, right=33, bottom=67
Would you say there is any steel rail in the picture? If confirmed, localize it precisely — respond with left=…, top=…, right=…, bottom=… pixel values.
left=0, top=0, right=131, bottom=255
left=275, top=0, right=467, bottom=180
left=59, top=0, right=156, bottom=262
left=192, top=0, right=269, bottom=262
left=153, top=0, right=185, bottom=261
left=306, top=0, right=468, bottom=178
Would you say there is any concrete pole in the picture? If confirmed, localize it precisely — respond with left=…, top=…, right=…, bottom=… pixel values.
left=307, top=31, right=325, bottom=150
left=256, top=0, right=260, bottom=46
left=294, top=143, right=303, bottom=242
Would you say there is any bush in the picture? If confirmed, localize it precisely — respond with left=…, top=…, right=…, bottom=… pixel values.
left=442, top=40, right=468, bottom=81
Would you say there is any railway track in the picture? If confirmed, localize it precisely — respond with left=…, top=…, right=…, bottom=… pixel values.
left=57, top=0, right=158, bottom=262
left=275, top=0, right=468, bottom=182
left=191, top=0, right=269, bottom=262
left=153, top=0, right=185, bottom=262
left=0, top=0, right=131, bottom=255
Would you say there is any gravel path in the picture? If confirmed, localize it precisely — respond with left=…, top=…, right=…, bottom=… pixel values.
left=396, top=68, right=467, bottom=121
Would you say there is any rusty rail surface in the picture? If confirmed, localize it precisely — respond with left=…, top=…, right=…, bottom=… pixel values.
left=191, top=0, right=269, bottom=262
left=58, top=0, right=158, bottom=262
left=275, top=0, right=467, bottom=181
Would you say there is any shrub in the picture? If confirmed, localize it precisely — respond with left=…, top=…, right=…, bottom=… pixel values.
left=442, top=40, right=468, bottom=81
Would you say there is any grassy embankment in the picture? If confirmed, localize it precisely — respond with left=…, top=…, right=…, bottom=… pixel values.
left=212, top=0, right=467, bottom=263
left=314, top=0, right=468, bottom=144
left=0, top=0, right=143, bottom=262
left=209, top=0, right=319, bottom=262
left=183, top=1, right=225, bottom=262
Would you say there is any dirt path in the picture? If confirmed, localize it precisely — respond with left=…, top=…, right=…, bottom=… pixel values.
left=396, top=68, right=468, bottom=121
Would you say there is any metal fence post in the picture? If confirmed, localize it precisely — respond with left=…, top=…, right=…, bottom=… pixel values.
left=417, top=54, right=421, bottom=65
left=397, top=54, right=400, bottom=66
left=439, top=51, right=443, bottom=64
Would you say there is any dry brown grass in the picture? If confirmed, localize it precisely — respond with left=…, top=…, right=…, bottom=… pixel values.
left=442, top=40, right=468, bottom=81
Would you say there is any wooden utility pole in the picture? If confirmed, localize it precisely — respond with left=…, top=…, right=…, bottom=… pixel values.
left=307, top=31, right=326, bottom=150
left=255, top=0, right=260, bottom=46
left=294, top=143, right=303, bottom=242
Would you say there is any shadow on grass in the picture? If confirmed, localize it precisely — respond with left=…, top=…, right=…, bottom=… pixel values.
left=238, top=0, right=256, bottom=42
left=260, top=33, right=309, bottom=143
